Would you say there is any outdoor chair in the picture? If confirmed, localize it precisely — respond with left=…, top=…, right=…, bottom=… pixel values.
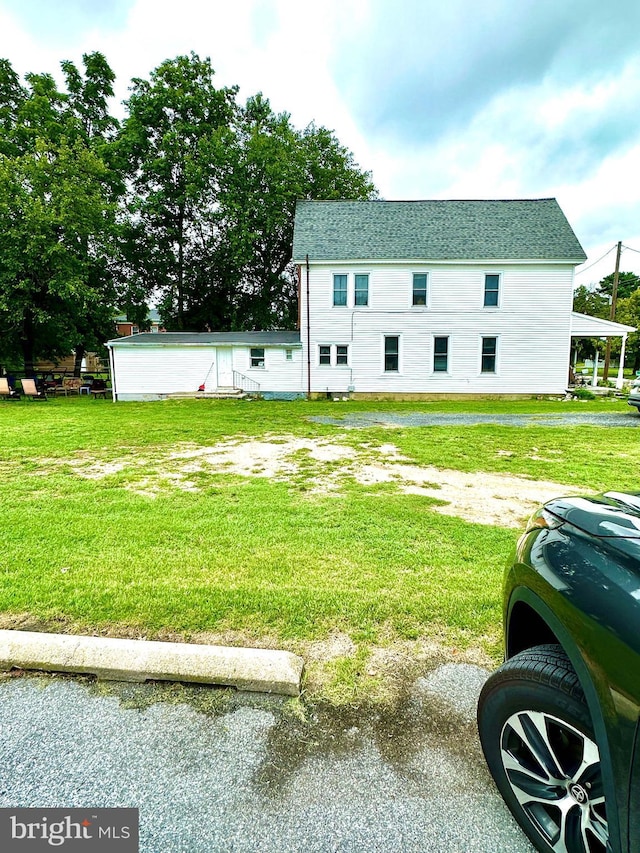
left=21, top=377, right=47, bottom=400
left=0, top=377, right=20, bottom=400
left=56, top=377, right=82, bottom=396
left=90, top=379, right=108, bottom=399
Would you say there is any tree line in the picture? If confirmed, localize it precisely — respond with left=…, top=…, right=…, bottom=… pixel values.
left=573, top=271, right=640, bottom=371
left=0, top=52, right=376, bottom=374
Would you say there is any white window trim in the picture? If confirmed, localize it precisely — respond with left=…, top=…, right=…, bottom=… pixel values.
left=318, top=344, right=350, bottom=367
left=318, top=344, right=332, bottom=367
left=431, top=334, right=450, bottom=376
left=411, top=271, right=430, bottom=308
left=382, top=333, right=402, bottom=375
left=249, top=347, right=266, bottom=369
left=482, top=272, right=502, bottom=309
left=354, top=273, right=370, bottom=308
left=332, top=272, right=349, bottom=308
left=478, top=334, right=500, bottom=376
left=335, top=344, right=350, bottom=368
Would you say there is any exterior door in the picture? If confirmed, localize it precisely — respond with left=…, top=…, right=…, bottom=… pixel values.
left=216, top=348, right=234, bottom=387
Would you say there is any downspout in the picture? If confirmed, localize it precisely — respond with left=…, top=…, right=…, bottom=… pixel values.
left=108, top=344, right=117, bottom=402
left=306, top=254, right=311, bottom=398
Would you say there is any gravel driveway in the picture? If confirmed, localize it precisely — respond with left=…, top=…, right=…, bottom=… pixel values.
left=0, top=665, right=534, bottom=852
left=309, top=409, right=640, bottom=428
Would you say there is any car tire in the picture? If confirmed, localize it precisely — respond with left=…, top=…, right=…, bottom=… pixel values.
left=477, top=644, right=609, bottom=853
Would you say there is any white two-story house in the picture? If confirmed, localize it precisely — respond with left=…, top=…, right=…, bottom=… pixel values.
left=292, top=198, right=589, bottom=398
left=107, top=198, right=633, bottom=400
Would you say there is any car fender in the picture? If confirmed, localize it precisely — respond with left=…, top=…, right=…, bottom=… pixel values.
left=505, top=584, right=624, bottom=852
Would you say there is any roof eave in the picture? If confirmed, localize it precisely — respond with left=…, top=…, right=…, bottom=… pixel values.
left=293, top=256, right=587, bottom=266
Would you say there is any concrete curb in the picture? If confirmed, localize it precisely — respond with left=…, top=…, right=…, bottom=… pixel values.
left=0, top=630, right=304, bottom=697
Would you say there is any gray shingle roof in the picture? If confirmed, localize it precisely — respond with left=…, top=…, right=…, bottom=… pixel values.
left=292, top=199, right=586, bottom=262
left=108, top=331, right=301, bottom=347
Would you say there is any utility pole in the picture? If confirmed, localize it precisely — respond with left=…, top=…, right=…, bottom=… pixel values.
left=603, top=240, right=622, bottom=383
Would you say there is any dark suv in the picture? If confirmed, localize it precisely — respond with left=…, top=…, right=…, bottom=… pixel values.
left=477, top=492, right=640, bottom=853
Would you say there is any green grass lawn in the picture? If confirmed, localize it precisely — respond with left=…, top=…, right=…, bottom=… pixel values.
left=1, top=395, right=638, bottom=701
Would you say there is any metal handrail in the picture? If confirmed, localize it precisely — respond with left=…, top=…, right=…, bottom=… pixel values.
left=233, top=371, right=260, bottom=393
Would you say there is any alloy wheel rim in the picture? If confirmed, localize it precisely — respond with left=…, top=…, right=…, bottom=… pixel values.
left=500, top=710, right=608, bottom=853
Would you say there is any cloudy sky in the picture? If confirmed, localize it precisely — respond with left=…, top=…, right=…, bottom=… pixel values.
left=1, top=0, right=639, bottom=287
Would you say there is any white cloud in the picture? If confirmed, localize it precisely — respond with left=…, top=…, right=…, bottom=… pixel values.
left=1, top=0, right=640, bottom=279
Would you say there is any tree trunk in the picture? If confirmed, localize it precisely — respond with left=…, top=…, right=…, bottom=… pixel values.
left=177, top=203, right=185, bottom=331
left=73, top=345, right=85, bottom=377
left=21, top=310, right=36, bottom=377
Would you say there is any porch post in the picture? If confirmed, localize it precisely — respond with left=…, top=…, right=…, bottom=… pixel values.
left=616, top=334, right=627, bottom=390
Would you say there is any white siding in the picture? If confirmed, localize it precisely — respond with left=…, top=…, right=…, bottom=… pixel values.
left=111, top=344, right=304, bottom=399
left=301, top=261, right=575, bottom=395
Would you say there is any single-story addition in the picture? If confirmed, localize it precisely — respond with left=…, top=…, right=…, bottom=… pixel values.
left=292, top=198, right=632, bottom=398
left=106, top=331, right=303, bottom=401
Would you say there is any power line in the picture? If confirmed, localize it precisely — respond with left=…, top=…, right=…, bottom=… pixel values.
left=575, top=244, right=617, bottom=276
left=623, top=244, right=640, bottom=255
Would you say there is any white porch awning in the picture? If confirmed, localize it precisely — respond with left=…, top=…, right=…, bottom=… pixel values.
left=571, top=311, right=635, bottom=337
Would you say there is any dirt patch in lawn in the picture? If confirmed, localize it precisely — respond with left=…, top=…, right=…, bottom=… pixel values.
left=37, top=435, right=580, bottom=528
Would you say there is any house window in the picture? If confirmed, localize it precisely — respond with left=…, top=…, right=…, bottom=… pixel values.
left=319, top=345, right=331, bottom=365
left=333, top=274, right=348, bottom=306
left=354, top=274, right=369, bottom=306
left=384, top=336, right=399, bottom=372
left=336, top=345, right=349, bottom=365
left=285, top=349, right=293, bottom=361
left=250, top=348, right=265, bottom=368
left=484, top=274, right=500, bottom=307
left=413, top=273, right=428, bottom=306
left=433, top=336, right=449, bottom=372
left=481, top=337, right=497, bottom=373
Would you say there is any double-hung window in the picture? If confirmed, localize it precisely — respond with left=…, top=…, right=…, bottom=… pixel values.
left=250, top=348, right=265, bottom=368
left=481, top=337, right=497, bottom=373
left=354, top=274, right=369, bottom=306
left=384, top=336, right=399, bottom=372
left=319, top=345, right=332, bottom=365
left=433, top=336, right=449, bottom=372
left=319, top=345, right=349, bottom=366
left=412, top=273, right=428, bottom=306
left=333, top=274, right=348, bottom=306
left=484, top=274, right=500, bottom=307
left=336, top=345, right=349, bottom=365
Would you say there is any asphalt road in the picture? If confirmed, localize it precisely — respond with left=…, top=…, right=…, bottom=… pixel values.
left=0, top=664, right=534, bottom=853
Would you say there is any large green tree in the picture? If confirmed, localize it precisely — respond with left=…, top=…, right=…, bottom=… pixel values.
left=211, top=99, right=377, bottom=330
left=117, top=53, right=238, bottom=331
left=598, top=271, right=640, bottom=301
left=0, top=53, right=122, bottom=374
left=118, top=56, right=376, bottom=332
left=573, top=273, right=640, bottom=367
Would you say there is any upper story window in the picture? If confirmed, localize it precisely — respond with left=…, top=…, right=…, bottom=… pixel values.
left=481, top=337, right=497, bottom=373
left=354, top=274, right=369, bottom=306
left=412, top=273, right=428, bottom=306
left=250, top=348, right=265, bottom=368
left=333, top=274, right=348, bottom=306
left=484, top=274, right=500, bottom=307
left=384, top=336, right=399, bottom=372
left=285, top=349, right=293, bottom=361
left=433, top=336, right=449, bottom=372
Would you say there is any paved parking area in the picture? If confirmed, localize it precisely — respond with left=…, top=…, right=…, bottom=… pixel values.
left=0, top=665, right=534, bottom=852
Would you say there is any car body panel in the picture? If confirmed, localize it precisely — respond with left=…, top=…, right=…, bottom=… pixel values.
left=504, top=508, right=640, bottom=853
